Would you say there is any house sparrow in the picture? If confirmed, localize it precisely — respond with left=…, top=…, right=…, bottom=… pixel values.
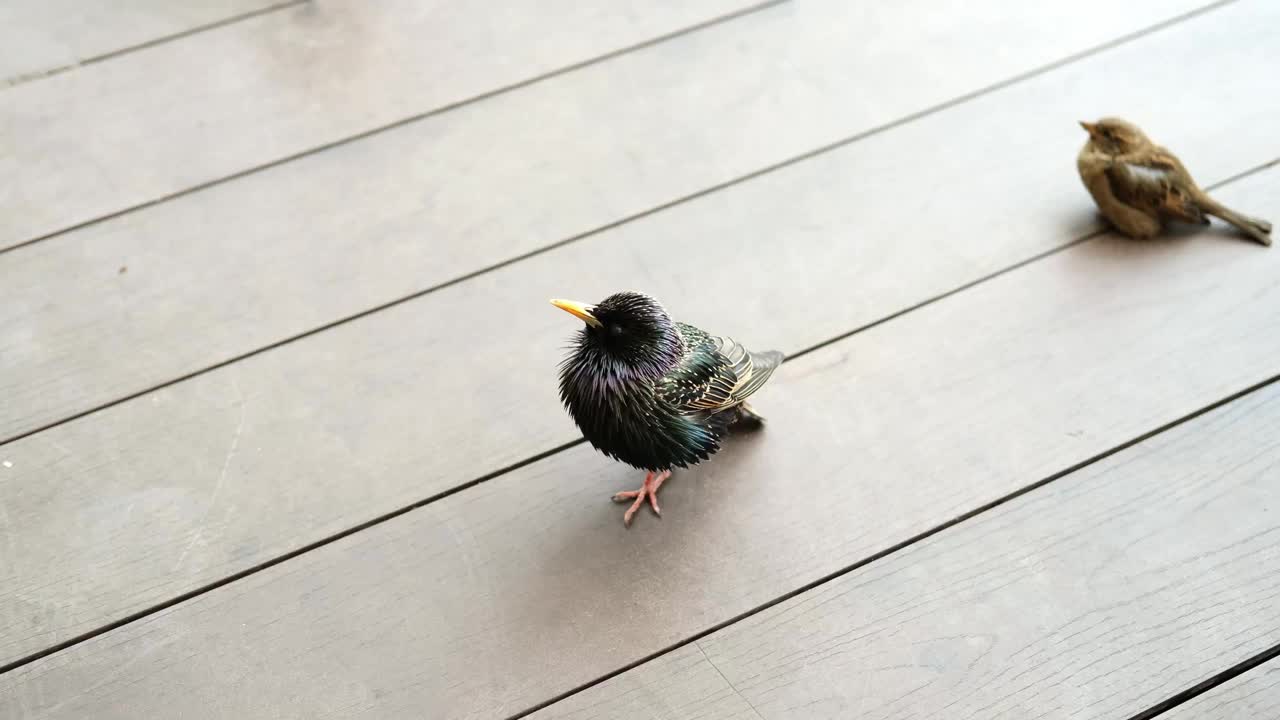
left=552, top=292, right=783, bottom=526
left=1077, top=117, right=1271, bottom=245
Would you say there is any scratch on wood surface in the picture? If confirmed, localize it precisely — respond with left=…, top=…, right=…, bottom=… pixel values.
left=695, top=641, right=766, bottom=720
left=173, top=375, right=247, bottom=571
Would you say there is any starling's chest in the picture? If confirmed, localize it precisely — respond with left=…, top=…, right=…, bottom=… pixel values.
left=563, top=380, right=662, bottom=444
left=561, top=380, right=696, bottom=470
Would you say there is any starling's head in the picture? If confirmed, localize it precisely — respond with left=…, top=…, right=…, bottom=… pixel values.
left=550, top=291, right=683, bottom=378
left=1079, top=117, right=1150, bottom=155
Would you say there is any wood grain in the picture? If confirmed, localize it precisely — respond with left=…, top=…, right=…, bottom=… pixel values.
left=530, top=382, right=1280, bottom=720
left=1161, top=664, right=1280, bottom=719
left=3, top=166, right=1279, bottom=718
left=1, top=1, right=1277, bottom=669
left=0, top=0, right=758, bottom=248
left=2, top=0, right=1271, bottom=441
left=0, top=0, right=284, bottom=85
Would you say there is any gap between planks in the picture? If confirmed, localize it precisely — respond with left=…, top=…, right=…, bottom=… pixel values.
left=1149, top=647, right=1280, bottom=719
left=1, top=1, right=308, bottom=88
left=505, top=367, right=1280, bottom=720
left=0, top=0, right=788, bottom=256
left=1125, top=641, right=1280, bottom=720
left=1, top=155, right=1275, bottom=680
left=0, top=0, right=1243, bottom=454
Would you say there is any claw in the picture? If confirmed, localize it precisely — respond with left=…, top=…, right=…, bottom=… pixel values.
left=613, top=471, right=671, bottom=527
left=623, top=496, right=644, bottom=527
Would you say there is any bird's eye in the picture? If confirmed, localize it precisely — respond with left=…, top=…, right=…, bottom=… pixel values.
left=609, top=323, right=625, bottom=337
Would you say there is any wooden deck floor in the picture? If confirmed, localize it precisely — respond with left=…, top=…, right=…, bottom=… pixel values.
left=3, top=1, right=1280, bottom=718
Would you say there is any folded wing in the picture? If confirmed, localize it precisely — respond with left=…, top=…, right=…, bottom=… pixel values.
left=661, top=324, right=784, bottom=416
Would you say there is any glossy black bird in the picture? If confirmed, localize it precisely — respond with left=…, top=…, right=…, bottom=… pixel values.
left=552, top=291, right=784, bottom=526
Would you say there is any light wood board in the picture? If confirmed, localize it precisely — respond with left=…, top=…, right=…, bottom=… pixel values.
left=1, top=0, right=1270, bottom=443
left=3, top=166, right=1278, bottom=718
left=0, top=0, right=1229, bottom=255
left=0, top=0, right=285, bottom=85
left=0, top=0, right=766, bottom=248
left=1, top=0, right=1277, bottom=669
left=531, top=381, right=1280, bottom=720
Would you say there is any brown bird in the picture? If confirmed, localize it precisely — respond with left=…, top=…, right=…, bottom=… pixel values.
left=1077, top=117, right=1271, bottom=246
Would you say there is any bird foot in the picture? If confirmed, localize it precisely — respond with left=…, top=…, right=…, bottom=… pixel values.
left=612, top=470, right=671, bottom=527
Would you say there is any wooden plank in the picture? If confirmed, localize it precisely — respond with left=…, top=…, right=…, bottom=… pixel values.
left=0, top=0, right=761, bottom=248
left=529, top=382, right=1280, bottom=720
left=1, top=0, right=1277, bottom=668
left=1161, top=664, right=1280, bottom=719
left=0, top=0, right=1259, bottom=440
left=3, top=163, right=1279, bottom=719
left=0, top=0, right=285, bottom=86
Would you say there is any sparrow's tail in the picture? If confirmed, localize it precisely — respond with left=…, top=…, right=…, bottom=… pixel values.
left=1202, top=199, right=1272, bottom=246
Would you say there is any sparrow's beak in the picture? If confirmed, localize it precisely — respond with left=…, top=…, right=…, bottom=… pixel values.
left=550, top=298, right=602, bottom=328
left=1079, top=120, right=1098, bottom=136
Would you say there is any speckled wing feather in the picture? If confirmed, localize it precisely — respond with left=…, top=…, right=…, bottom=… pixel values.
left=659, top=323, right=783, bottom=416
left=1108, top=150, right=1206, bottom=225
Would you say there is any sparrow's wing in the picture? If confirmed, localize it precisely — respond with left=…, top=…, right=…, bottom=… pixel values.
left=1109, top=153, right=1207, bottom=224
left=659, top=324, right=783, bottom=416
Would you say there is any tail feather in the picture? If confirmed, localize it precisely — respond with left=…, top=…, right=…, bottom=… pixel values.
left=726, top=350, right=783, bottom=433
left=752, top=349, right=785, bottom=374
left=1204, top=201, right=1272, bottom=246
left=735, top=350, right=783, bottom=399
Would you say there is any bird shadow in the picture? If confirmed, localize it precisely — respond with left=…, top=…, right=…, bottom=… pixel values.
left=508, top=428, right=776, bottom=616
left=1059, top=215, right=1267, bottom=277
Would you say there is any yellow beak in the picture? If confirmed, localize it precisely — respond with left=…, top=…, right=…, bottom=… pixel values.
left=549, top=298, right=602, bottom=328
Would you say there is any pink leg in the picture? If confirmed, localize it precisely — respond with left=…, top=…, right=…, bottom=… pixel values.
left=612, top=470, right=673, bottom=527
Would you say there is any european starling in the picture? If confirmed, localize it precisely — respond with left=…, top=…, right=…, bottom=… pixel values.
left=1077, top=117, right=1271, bottom=245
left=552, top=291, right=783, bottom=526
